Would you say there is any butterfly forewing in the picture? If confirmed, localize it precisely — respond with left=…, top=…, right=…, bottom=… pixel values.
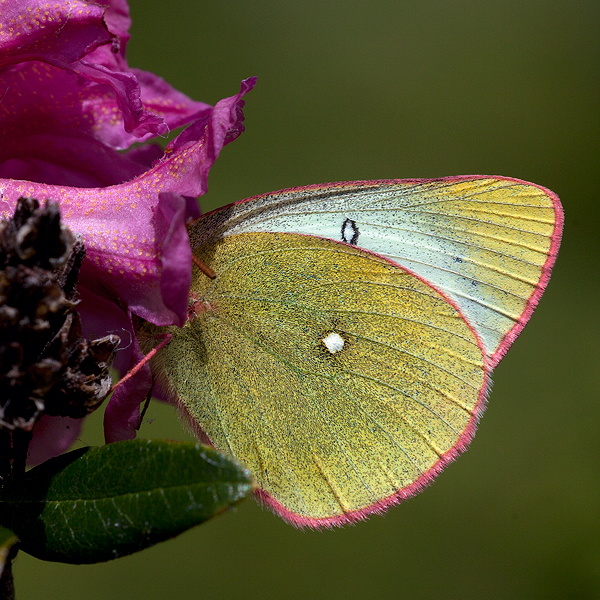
left=189, top=176, right=563, bottom=366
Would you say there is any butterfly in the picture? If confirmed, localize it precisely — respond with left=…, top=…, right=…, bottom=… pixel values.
left=146, top=176, right=563, bottom=527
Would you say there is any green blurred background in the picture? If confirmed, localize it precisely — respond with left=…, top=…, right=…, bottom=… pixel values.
left=15, top=0, right=599, bottom=598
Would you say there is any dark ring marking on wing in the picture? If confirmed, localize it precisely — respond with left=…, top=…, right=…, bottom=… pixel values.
left=341, top=218, right=360, bottom=245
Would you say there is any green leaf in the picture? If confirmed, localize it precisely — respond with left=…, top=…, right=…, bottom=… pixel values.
left=0, top=440, right=253, bottom=563
left=0, top=527, right=18, bottom=577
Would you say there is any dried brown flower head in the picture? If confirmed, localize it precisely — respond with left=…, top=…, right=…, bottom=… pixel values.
left=0, top=198, right=119, bottom=431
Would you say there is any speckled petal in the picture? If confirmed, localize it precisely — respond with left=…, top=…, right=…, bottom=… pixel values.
left=0, top=0, right=112, bottom=70
left=0, top=78, right=255, bottom=326
left=160, top=77, right=257, bottom=197
left=0, top=59, right=167, bottom=170
left=0, top=5, right=168, bottom=148
left=71, top=59, right=169, bottom=142
left=97, top=0, right=132, bottom=59
left=73, top=67, right=213, bottom=150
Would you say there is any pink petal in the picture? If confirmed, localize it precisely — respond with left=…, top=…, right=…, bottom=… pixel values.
left=1, top=20, right=167, bottom=149
left=78, top=68, right=213, bottom=150
left=0, top=1, right=113, bottom=70
left=156, top=193, right=200, bottom=327
left=70, top=59, right=169, bottom=141
left=0, top=78, right=256, bottom=327
left=27, top=415, right=84, bottom=466
left=0, top=132, right=151, bottom=187
left=75, top=286, right=134, bottom=374
left=103, top=332, right=152, bottom=443
left=0, top=3, right=219, bottom=153
left=80, top=0, right=132, bottom=72
left=161, top=77, right=257, bottom=197
left=0, top=61, right=161, bottom=164
left=74, top=287, right=148, bottom=444
left=97, top=0, right=132, bottom=58
left=134, top=69, right=213, bottom=127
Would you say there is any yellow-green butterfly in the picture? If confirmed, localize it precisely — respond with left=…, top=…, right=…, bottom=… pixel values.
left=148, top=176, right=563, bottom=527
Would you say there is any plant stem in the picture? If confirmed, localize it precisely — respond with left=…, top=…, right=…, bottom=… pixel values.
left=0, top=429, right=33, bottom=600
left=0, top=432, right=11, bottom=488
left=0, top=550, right=15, bottom=600
left=10, top=430, right=32, bottom=481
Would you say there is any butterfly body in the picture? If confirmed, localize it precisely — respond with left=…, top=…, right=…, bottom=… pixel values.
left=153, top=176, right=563, bottom=527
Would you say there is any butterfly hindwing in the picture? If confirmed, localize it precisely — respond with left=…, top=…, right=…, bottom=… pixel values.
left=157, top=232, right=488, bottom=526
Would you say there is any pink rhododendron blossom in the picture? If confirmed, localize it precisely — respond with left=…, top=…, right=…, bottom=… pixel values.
left=0, top=0, right=256, bottom=457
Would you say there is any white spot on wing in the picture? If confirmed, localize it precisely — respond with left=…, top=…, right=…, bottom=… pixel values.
left=322, top=332, right=345, bottom=354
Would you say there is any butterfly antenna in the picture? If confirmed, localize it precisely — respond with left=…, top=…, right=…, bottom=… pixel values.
left=110, top=333, right=173, bottom=393
left=192, top=255, right=216, bottom=279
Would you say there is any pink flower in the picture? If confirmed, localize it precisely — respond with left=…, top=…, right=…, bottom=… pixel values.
left=0, top=0, right=256, bottom=457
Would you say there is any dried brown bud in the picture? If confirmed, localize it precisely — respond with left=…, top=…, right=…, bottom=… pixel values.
left=0, top=198, right=120, bottom=431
